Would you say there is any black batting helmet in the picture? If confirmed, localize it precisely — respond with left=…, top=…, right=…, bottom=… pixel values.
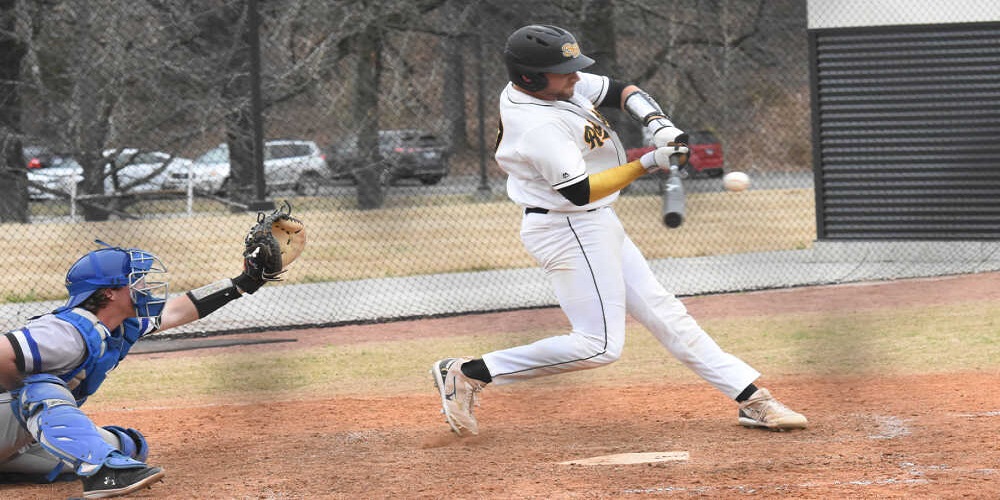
left=504, top=25, right=595, bottom=92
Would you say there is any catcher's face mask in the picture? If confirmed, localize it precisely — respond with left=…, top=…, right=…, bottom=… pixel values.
left=127, top=249, right=169, bottom=325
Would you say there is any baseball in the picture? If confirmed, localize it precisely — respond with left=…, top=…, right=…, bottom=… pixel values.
left=723, top=171, right=750, bottom=192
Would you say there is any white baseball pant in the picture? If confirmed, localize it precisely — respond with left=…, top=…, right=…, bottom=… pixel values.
left=482, top=206, right=760, bottom=399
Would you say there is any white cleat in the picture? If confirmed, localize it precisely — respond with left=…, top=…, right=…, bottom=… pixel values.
left=431, top=357, right=484, bottom=436
left=738, top=388, right=808, bottom=431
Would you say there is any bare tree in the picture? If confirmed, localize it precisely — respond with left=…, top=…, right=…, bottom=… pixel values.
left=61, top=1, right=119, bottom=220
left=8, top=0, right=807, bottom=220
left=352, top=22, right=384, bottom=209
left=0, top=0, right=28, bottom=223
left=439, top=0, right=468, bottom=151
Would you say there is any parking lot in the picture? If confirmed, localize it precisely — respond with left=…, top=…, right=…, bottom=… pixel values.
left=296, top=170, right=815, bottom=199
left=22, top=167, right=815, bottom=225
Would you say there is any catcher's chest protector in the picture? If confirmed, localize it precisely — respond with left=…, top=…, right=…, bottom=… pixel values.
left=52, top=309, right=143, bottom=404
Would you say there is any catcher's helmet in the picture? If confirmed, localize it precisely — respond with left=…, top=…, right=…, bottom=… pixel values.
left=504, top=25, right=595, bottom=92
left=65, top=243, right=168, bottom=321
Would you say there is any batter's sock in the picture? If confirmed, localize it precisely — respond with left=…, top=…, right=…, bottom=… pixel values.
left=735, top=383, right=759, bottom=403
left=461, top=358, right=492, bottom=384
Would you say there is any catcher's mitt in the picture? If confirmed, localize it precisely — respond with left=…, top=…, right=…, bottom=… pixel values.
left=243, top=200, right=306, bottom=282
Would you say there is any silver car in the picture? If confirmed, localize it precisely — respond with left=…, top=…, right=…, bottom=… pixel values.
left=26, top=158, right=83, bottom=200
left=27, top=149, right=187, bottom=200
left=162, top=140, right=328, bottom=195
left=103, top=148, right=191, bottom=193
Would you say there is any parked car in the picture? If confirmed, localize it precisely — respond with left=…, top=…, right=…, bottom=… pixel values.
left=162, top=144, right=229, bottom=194
left=161, top=140, right=328, bottom=195
left=23, top=145, right=66, bottom=170
left=327, top=129, right=450, bottom=185
left=103, top=148, right=191, bottom=193
left=26, top=157, right=83, bottom=200
left=26, top=148, right=188, bottom=200
left=625, top=129, right=725, bottom=178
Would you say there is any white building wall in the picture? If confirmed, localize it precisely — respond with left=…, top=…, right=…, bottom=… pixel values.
left=808, top=0, right=1000, bottom=29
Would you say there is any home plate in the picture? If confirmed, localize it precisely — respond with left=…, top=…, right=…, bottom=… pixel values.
left=559, top=451, right=689, bottom=465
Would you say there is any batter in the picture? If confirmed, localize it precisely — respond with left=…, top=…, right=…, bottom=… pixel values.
left=432, top=24, right=807, bottom=436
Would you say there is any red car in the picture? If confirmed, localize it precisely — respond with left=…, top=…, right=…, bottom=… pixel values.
left=626, top=130, right=724, bottom=178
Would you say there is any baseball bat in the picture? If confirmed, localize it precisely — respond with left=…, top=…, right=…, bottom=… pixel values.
left=661, top=161, right=686, bottom=228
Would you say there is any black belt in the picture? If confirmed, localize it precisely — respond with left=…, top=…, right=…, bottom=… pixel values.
left=524, top=207, right=599, bottom=215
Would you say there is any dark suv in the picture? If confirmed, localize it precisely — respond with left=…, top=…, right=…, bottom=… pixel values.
left=626, top=129, right=725, bottom=178
left=327, top=129, right=450, bottom=185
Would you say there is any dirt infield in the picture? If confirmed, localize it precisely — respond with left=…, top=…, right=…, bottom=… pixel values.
left=8, top=273, right=1000, bottom=499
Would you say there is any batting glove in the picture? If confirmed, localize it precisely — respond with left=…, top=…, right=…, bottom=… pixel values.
left=640, top=145, right=690, bottom=173
left=651, top=124, right=688, bottom=148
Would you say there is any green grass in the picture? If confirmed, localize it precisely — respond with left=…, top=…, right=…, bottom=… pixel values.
left=92, top=298, right=1000, bottom=408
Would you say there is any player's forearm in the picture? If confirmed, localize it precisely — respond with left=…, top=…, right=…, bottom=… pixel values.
left=157, top=293, right=201, bottom=331
left=623, top=87, right=686, bottom=146
left=557, top=160, right=648, bottom=206
left=157, top=271, right=266, bottom=331
left=182, top=276, right=258, bottom=321
left=587, top=160, right=647, bottom=201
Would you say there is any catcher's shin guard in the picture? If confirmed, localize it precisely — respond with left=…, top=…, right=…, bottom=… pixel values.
left=13, top=374, right=146, bottom=476
left=102, top=426, right=150, bottom=462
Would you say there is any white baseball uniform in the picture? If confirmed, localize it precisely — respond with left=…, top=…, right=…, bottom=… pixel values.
left=483, top=72, right=760, bottom=398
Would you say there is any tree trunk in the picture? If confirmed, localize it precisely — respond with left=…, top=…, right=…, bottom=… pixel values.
left=353, top=24, right=383, bottom=210
left=67, top=0, right=114, bottom=221
left=0, top=0, right=29, bottom=223
left=223, top=6, right=257, bottom=208
left=440, top=0, right=467, bottom=153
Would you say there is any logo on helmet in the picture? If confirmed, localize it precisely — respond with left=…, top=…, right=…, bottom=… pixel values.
left=561, top=42, right=581, bottom=59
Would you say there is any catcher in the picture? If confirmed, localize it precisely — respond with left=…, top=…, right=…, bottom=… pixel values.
left=0, top=204, right=304, bottom=498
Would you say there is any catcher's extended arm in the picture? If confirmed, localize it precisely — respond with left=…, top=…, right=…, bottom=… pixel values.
left=186, top=201, right=306, bottom=319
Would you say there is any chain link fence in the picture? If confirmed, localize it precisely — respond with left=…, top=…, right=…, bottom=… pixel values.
left=2, top=0, right=997, bottom=336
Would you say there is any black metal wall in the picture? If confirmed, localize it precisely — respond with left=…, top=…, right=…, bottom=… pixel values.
left=810, top=22, right=1000, bottom=240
